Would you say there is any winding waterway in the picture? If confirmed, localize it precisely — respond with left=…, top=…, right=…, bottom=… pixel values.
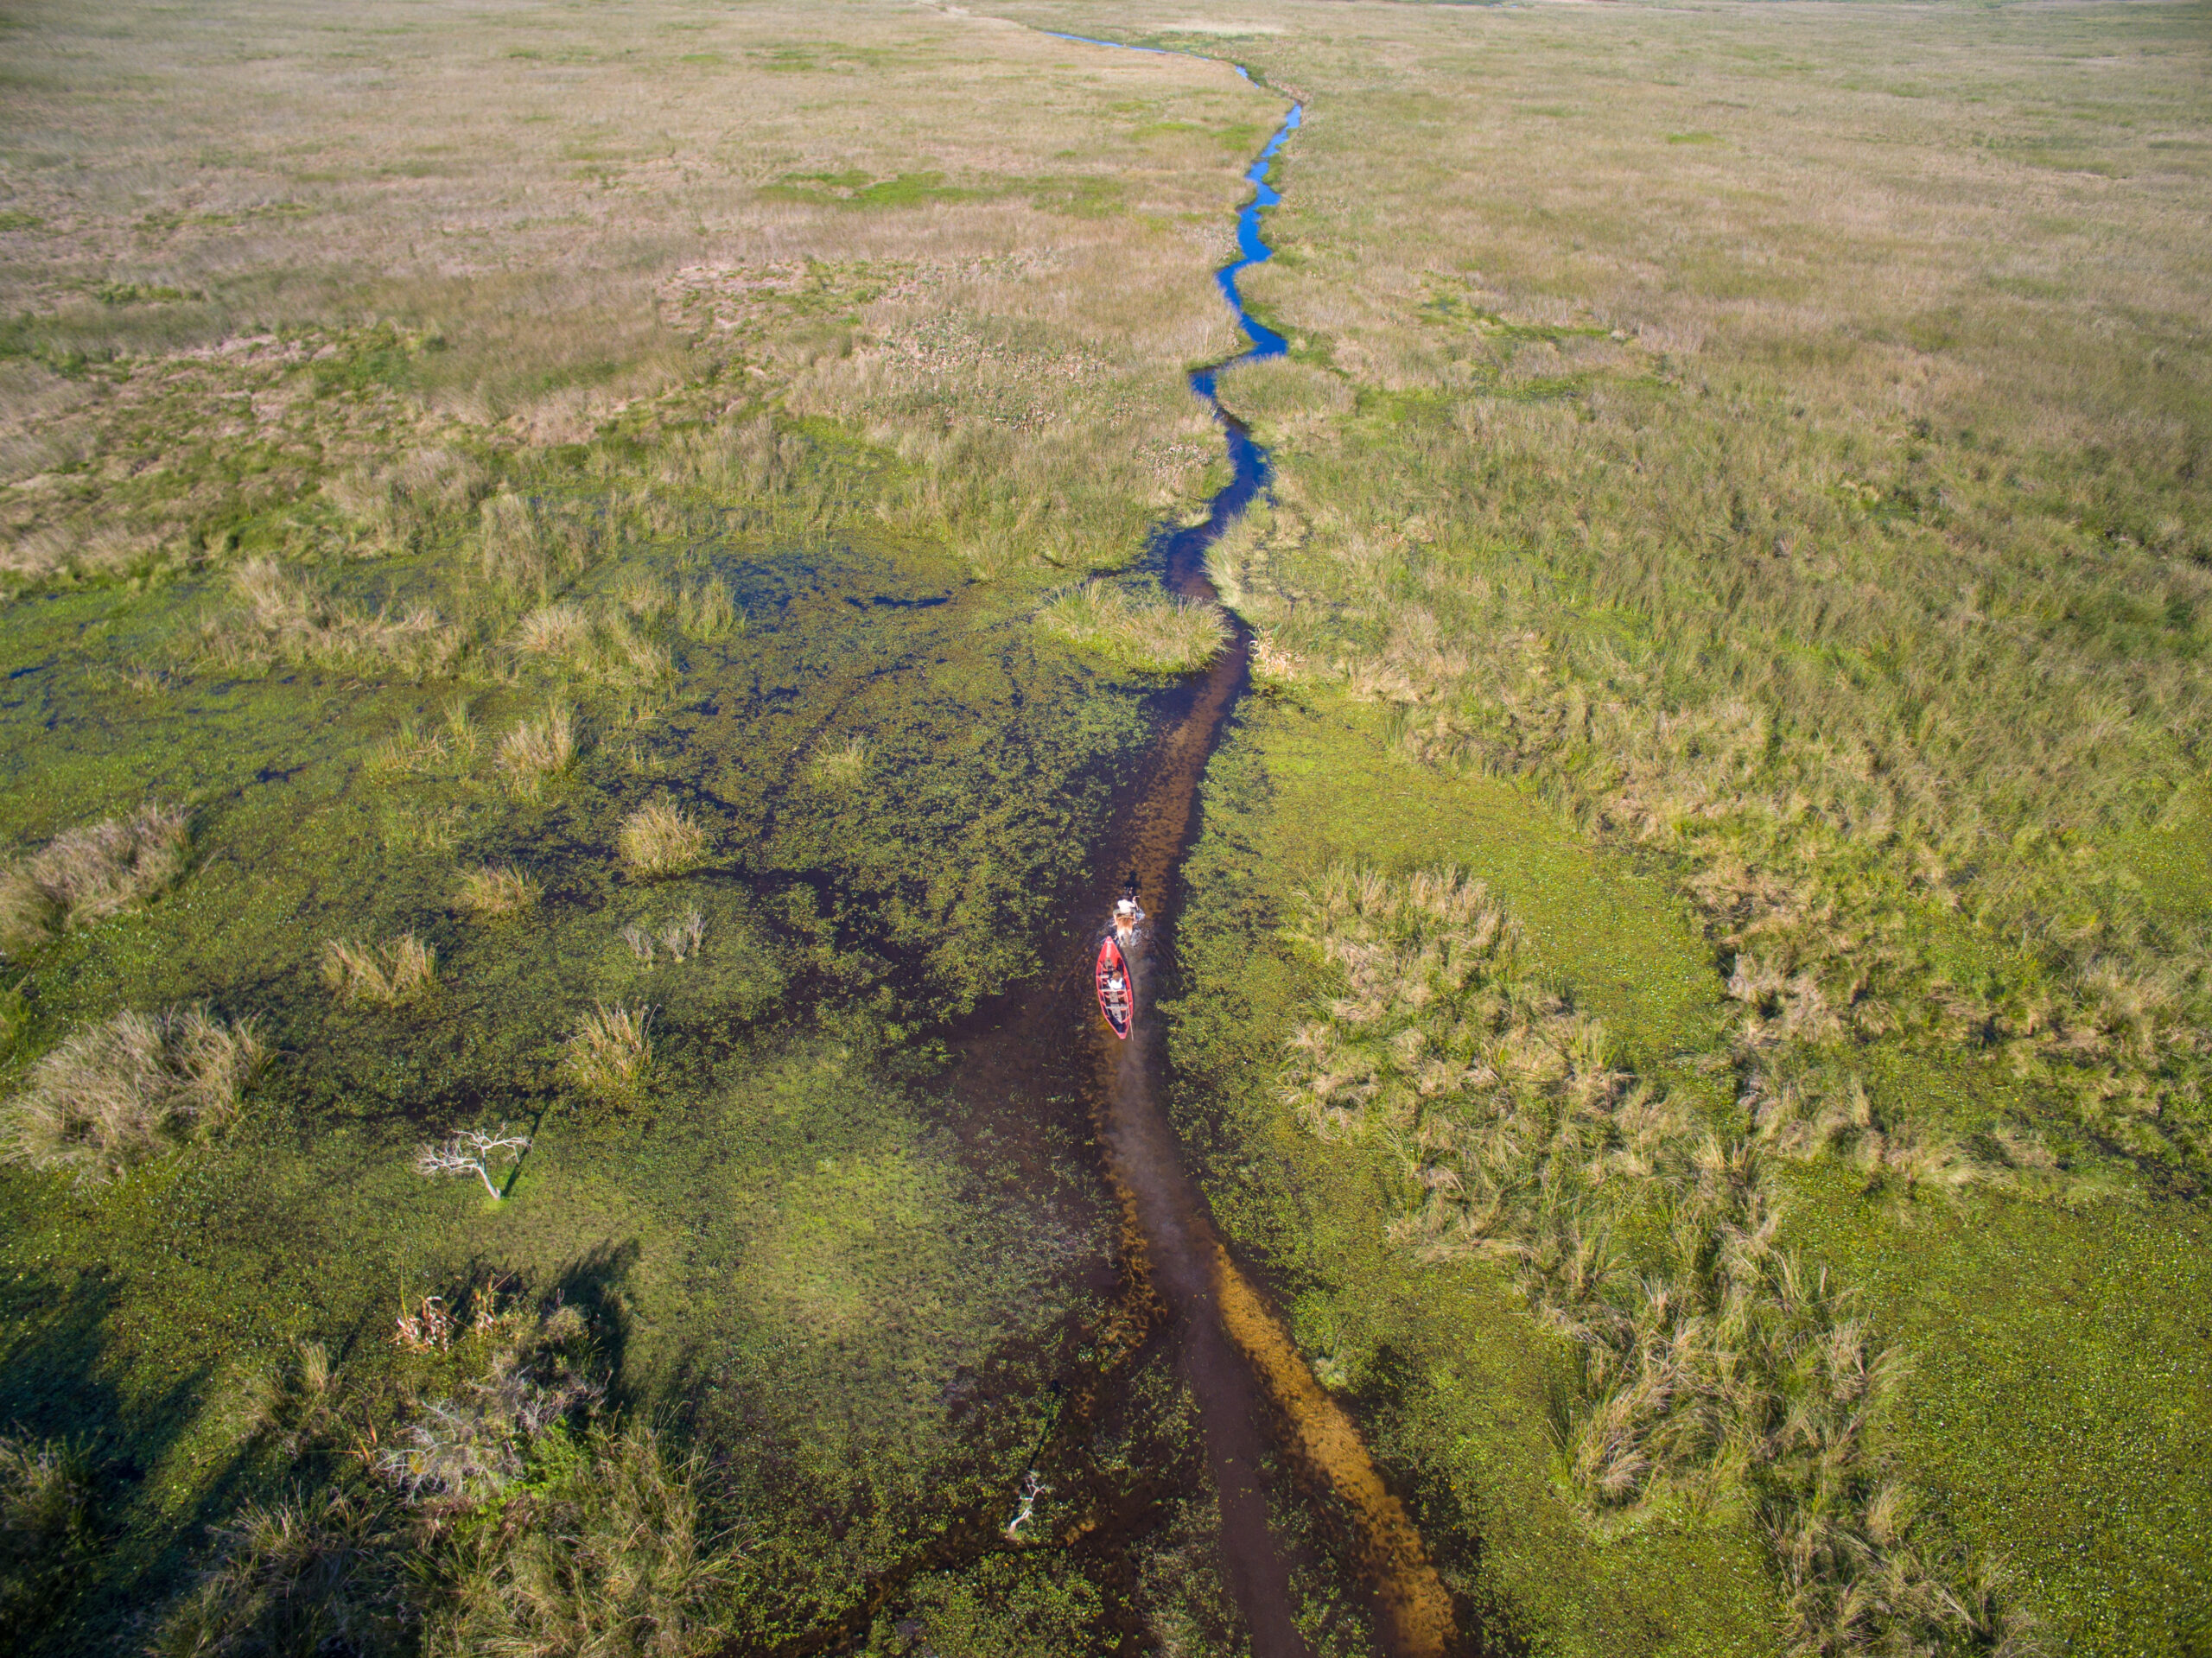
left=1046, top=39, right=1461, bottom=1658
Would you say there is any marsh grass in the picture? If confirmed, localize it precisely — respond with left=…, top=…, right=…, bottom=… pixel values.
left=1038, top=580, right=1230, bottom=674
left=563, top=1004, right=652, bottom=1102
left=364, top=721, right=448, bottom=779
left=0, top=802, right=188, bottom=956
left=146, top=1487, right=404, bottom=1658
left=207, top=558, right=467, bottom=681
left=1203, top=0, right=2212, bottom=1186
left=321, top=935, right=438, bottom=1008
left=0, top=1433, right=96, bottom=1636
left=1, top=1006, right=265, bottom=1182
left=455, top=864, right=541, bottom=918
left=1281, top=866, right=2033, bottom=1655
left=497, top=703, right=576, bottom=795
left=617, top=802, right=708, bottom=878
left=226, top=1341, right=340, bottom=1460
left=510, top=601, right=674, bottom=690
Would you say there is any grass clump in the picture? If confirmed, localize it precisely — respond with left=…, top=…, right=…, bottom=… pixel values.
left=0, top=803, right=188, bottom=956
left=147, top=1486, right=405, bottom=1658
left=497, top=702, right=576, bottom=794
left=455, top=863, right=542, bottom=918
left=617, top=801, right=708, bottom=877
left=226, top=1340, right=340, bottom=1460
left=0, top=1434, right=97, bottom=1642
left=510, top=601, right=673, bottom=689
left=1, top=1006, right=265, bottom=1183
left=321, top=935, right=438, bottom=1007
left=1038, top=581, right=1230, bottom=674
left=206, top=557, right=467, bottom=681
left=563, top=1003, right=652, bottom=1102
left=1281, top=866, right=2035, bottom=1656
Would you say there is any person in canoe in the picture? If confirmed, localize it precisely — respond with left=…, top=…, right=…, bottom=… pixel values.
left=1112, top=878, right=1146, bottom=950
left=1096, top=932, right=1133, bottom=1039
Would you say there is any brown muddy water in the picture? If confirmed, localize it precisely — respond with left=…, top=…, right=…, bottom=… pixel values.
left=941, top=56, right=1468, bottom=1658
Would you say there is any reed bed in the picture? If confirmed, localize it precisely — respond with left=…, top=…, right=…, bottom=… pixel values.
left=1038, top=581, right=1231, bottom=674
left=1, top=1006, right=265, bottom=1183
left=1281, top=865, right=2033, bottom=1656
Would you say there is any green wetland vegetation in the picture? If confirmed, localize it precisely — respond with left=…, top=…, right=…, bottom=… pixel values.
left=3, top=0, right=2209, bottom=1655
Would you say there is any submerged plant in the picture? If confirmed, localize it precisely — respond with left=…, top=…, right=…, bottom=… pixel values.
left=321, top=935, right=438, bottom=1007
left=1038, top=580, right=1230, bottom=674
left=563, top=1004, right=652, bottom=1102
left=0, top=803, right=188, bottom=956
left=617, top=802, right=708, bottom=877
left=456, top=864, right=541, bottom=918
left=2, top=1006, right=265, bottom=1182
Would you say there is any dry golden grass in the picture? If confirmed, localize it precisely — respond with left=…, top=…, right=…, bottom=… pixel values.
left=616, top=802, right=708, bottom=878
left=0, top=803, right=188, bottom=956
left=2, top=1006, right=265, bottom=1182
left=454, top=865, right=540, bottom=918
left=320, top=935, right=437, bottom=1007
left=0, top=0, right=1279, bottom=585
left=563, top=1003, right=652, bottom=1102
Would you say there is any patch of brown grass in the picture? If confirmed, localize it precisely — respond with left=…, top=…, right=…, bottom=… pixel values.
left=2, top=1006, right=265, bottom=1182
left=0, top=802, right=188, bottom=956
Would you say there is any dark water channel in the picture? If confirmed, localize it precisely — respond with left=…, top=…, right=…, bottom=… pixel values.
left=969, top=44, right=1462, bottom=1658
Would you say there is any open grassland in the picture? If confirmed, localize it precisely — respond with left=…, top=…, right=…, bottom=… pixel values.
left=0, top=0, right=1284, bottom=586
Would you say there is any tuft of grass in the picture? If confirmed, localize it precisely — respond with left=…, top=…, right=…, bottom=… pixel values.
left=1038, top=581, right=1230, bottom=674
left=808, top=735, right=868, bottom=788
left=0, top=803, right=188, bottom=956
left=455, top=864, right=541, bottom=918
left=224, top=1340, right=340, bottom=1459
left=496, top=702, right=575, bottom=794
left=428, top=1423, right=730, bottom=1655
left=676, top=576, right=741, bottom=639
left=1, top=1006, right=265, bottom=1183
left=0, top=1433, right=98, bottom=1639
left=145, top=1487, right=403, bottom=1658
left=563, top=1003, right=652, bottom=1102
left=321, top=934, right=438, bottom=1007
left=616, top=801, right=708, bottom=877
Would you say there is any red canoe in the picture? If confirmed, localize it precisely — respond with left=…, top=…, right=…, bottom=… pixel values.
left=1096, top=934, right=1132, bottom=1039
